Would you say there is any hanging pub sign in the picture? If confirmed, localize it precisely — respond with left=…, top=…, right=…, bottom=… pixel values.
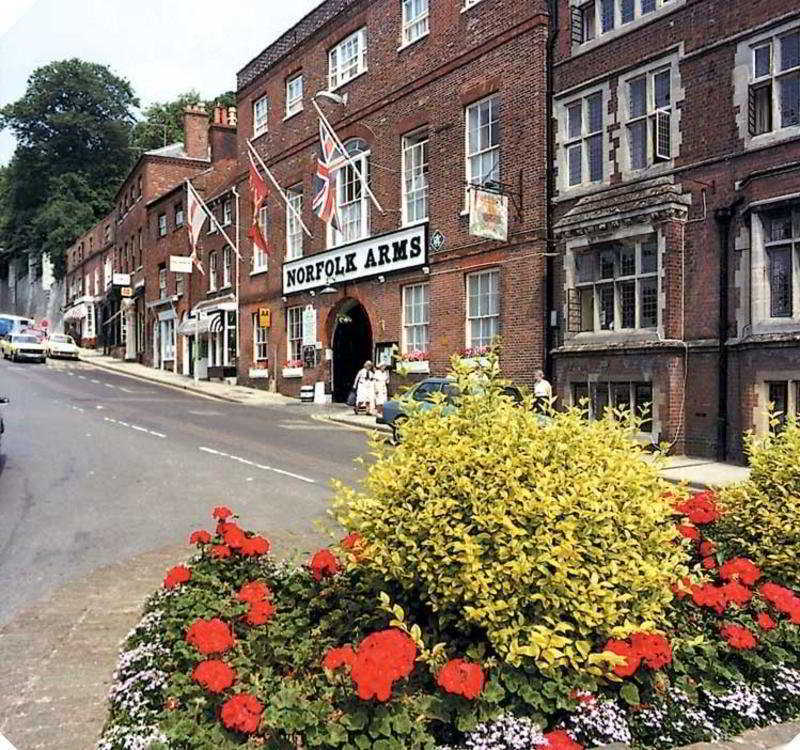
left=469, top=189, right=509, bottom=242
left=258, top=307, right=271, bottom=328
left=283, top=223, right=428, bottom=295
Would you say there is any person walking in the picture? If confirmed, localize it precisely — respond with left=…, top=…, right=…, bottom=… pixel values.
left=373, top=363, right=390, bottom=415
left=353, top=360, right=375, bottom=415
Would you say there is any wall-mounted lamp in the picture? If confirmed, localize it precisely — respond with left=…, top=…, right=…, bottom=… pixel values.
left=314, top=90, right=348, bottom=107
left=320, top=276, right=337, bottom=294
left=422, top=266, right=430, bottom=275
left=309, top=290, right=316, bottom=297
left=377, top=275, right=386, bottom=284
left=281, top=296, right=287, bottom=303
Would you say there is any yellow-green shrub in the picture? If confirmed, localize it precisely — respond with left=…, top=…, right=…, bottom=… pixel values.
left=332, top=357, right=689, bottom=676
left=715, top=417, right=800, bottom=587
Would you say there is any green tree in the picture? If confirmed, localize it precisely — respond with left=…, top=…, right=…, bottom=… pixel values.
left=131, top=89, right=236, bottom=154
left=0, top=58, right=139, bottom=275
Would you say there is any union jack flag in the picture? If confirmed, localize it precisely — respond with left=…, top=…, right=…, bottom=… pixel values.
left=312, top=120, right=348, bottom=230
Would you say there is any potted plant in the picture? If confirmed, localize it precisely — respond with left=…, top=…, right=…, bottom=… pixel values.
left=396, top=350, right=430, bottom=374
left=281, top=359, right=303, bottom=378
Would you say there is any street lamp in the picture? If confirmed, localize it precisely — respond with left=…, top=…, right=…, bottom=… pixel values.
left=320, top=276, right=337, bottom=295
left=313, top=90, right=348, bottom=107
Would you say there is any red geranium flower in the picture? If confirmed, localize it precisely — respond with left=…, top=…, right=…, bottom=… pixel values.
left=211, top=544, right=231, bottom=559
left=691, top=583, right=727, bottom=615
left=760, top=582, right=800, bottom=623
left=186, top=618, right=234, bottom=655
left=323, top=646, right=355, bottom=671
left=721, top=581, right=752, bottom=607
left=237, top=581, right=271, bottom=603
left=212, top=506, right=233, bottom=520
left=674, top=491, right=722, bottom=524
left=757, top=612, right=776, bottom=631
left=341, top=532, right=365, bottom=550
left=436, top=659, right=486, bottom=699
left=630, top=632, right=672, bottom=670
left=217, top=520, right=236, bottom=535
left=342, top=629, right=418, bottom=702
left=240, top=535, right=270, bottom=557
left=721, top=623, right=757, bottom=650
left=244, top=600, right=276, bottom=626
left=699, top=540, right=715, bottom=557
left=703, top=556, right=717, bottom=570
left=192, top=660, right=236, bottom=693
left=189, top=530, right=212, bottom=545
left=220, top=693, right=263, bottom=734
left=677, top=524, right=700, bottom=540
left=223, top=525, right=247, bottom=550
left=310, top=549, right=341, bottom=582
left=672, top=576, right=693, bottom=600
left=544, top=730, right=583, bottom=750
left=603, top=639, right=641, bottom=677
left=164, top=565, right=191, bottom=589
left=720, top=558, right=762, bottom=586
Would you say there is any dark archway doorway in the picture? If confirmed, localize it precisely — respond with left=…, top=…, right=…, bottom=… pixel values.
left=332, top=302, right=373, bottom=403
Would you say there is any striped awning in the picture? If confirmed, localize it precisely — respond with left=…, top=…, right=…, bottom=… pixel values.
left=209, top=311, right=224, bottom=333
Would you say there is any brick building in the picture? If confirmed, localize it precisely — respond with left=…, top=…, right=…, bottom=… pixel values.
left=235, top=0, right=550, bottom=400
left=550, top=0, right=800, bottom=461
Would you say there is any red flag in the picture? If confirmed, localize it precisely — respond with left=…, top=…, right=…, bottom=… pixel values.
left=185, top=181, right=205, bottom=274
left=248, top=150, right=270, bottom=253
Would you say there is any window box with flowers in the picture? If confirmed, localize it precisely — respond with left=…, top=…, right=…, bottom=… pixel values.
left=460, top=346, right=491, bottom=367
left=282, top=360, right=303, bottom=379
left=397, top=350, right=430, bottom=374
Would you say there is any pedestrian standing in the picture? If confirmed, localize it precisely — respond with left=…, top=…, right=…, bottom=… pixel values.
left=353, top=360, right=375, bottom=415
left=533, top=369, right=552, bottom=414
left=374, top=363, right=390, bottom=415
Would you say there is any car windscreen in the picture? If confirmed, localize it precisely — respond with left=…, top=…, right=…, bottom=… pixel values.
left=52, top=335, right=70, bottom=343
left=14, top=336, right=39, bottom=344
left=412, top=382, right=442, bottom=401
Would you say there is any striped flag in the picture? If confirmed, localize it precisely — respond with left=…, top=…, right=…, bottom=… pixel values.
left=312, top=120, right=348, bottom=230
left=186, top=181, right=205, bottom=274
left=247, top=149, right=270, bottom=254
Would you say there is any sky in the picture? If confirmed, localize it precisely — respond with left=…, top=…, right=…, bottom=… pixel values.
left=0, top=0, right=323, bottom=165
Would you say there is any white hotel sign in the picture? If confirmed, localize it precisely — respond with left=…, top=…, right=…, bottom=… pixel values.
left=283, top=223, right=428, bottom=295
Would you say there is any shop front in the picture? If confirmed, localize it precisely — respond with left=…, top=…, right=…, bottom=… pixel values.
left=178, top=295, right=238, bottom=381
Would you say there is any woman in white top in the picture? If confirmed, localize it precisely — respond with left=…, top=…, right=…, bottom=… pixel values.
left=373, top=363, right=390, bottom=414
left=354, top=361, right=375, bottom=415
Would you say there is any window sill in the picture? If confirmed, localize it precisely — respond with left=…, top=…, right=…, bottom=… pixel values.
left=250, top=267, right=269, bottom=276
left=329, top=68, right=368, bottom=94
left=744, top=126, right=800, bottom=152
left=283, top=109, right=303, bottom=122
left=252, top=128, right=268, bottom=140
left=460, top=0, right=484, bottom=12
left=398, top=31, right=429, bottom=52
left=220, top=284, right=232, bottom=290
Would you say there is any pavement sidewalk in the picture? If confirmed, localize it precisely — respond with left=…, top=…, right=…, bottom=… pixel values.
left=77, top=348, right=294, bottom=407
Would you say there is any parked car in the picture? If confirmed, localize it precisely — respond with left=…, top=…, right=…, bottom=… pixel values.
left=45, top=333, right=79, bottom=360
left=0, top=333, right=46, bottom=363
left=378, top=377, right=524, bottom=443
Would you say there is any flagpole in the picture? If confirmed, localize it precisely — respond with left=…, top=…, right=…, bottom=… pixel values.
left=246, top=140, right=314, bottom=238
left=187, top=179, right=241, bottom=260
left=311, top=98, right=384, bottom=214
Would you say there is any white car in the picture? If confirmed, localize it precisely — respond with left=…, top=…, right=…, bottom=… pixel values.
left=45, top=333, right=79, bottom=360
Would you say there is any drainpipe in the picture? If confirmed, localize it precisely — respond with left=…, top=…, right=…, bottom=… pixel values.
left=713, top=197, right=744, bottom=462
left=544, top=0, right=559, bottom=381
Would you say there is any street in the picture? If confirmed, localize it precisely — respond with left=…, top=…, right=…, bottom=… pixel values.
left=0, top=357, right=368, bottom=626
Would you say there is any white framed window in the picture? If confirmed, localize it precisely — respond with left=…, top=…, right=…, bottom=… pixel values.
left=253, top=312, right=269, bottom=361
left=573, top=380, right=654, bottom=433
left=176, top=272, right=184, bottom=296
left=574, top=0, right=673, bottom=44
left=466, top=96, right=500, bottom=199
left=222, top=247, right=231, bottom=288
left=748, top=28, right=800, bottom=137
left=329, top=28, right=367, bottom=90
left=762, top=206, right=800, bottom=319
left=625, top=66, right=672, bottom=170
left=466, top=269, right=500, bottom=349
left=330, top=139, right=370, bottom=248
left=402, top=131, right=429, bottom=224
left=252, top=205, right=269, bottom=272
left=209, top=251, right=218, bottom=291
left=572, top=237, right=659, bottom=332
left=253, top=95, right=269, bottom=137
left=158, top=266, right=167, bottom=297
left=158, top=213, right=167, bottom=237
left=402, top=0, right=429, bottom=46
left=403, top=283, right=430, bottom=354
left=287, top=306, right=303, bottom=361
left=286, top=187, right=303, bottom=259
left=222, top=199, right=232, bottom=226
left=286, top=74, right=303, bottom=117
left=564, top=92, right=605, bottom=187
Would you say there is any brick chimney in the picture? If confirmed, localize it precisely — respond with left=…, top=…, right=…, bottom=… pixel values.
left=182, top=105, right=209, bottom=160
left=209, top=105, right=237, bottom=163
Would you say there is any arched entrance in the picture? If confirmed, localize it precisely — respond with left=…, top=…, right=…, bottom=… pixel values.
left=332, top=300, right=373, bottom=403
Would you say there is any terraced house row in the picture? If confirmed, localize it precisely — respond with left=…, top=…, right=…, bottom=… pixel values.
left=63, top=0, right=800, bottom=462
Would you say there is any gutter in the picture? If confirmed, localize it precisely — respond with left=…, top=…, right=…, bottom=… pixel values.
left=544, top=0, right=558, bottom=381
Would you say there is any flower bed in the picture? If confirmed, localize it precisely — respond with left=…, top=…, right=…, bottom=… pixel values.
left=99, top=368, right=800, bottom=749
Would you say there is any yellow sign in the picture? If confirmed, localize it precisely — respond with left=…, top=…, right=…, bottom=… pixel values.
left=121, top=287, right=133, bottom=298
left=258, top=307, right=271, bottom=328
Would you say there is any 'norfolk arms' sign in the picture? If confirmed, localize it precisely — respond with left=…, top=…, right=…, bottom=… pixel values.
left=282, top=223, right=428, bottom=295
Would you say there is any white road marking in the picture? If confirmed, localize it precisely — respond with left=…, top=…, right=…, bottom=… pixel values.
left=197, top=446, right=315, bottom=484
left=119, top=387, right=135, bottom=393
left=130, top=424, right=148, bottom=433
left=148, top=430, right=166, bottom=438
left=78, top=375, right=86, bottom=380
left=103, top=416, right=166, bottom=439
left=91, top=379, right=100, bottom=384
left=103, top=383, right=115, bottom=389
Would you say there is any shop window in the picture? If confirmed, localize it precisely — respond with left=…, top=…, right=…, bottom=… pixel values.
left=287, top=306, right=303, bottom=361
left=402, top=131, right=429, bottom=224
left=286, top=188, right=303, bottom=259
left=403, top=283, right=430, bottom=354
left=402, top=0, right=429, bottom=46
left=253, top=312, right=269, bottom=361
left=466, top=269, right=500, bottom=350
left=572, top=237, right=658, bottom=332
left=329, top=28, right=367, bottom=90
left=226, top=311, right=237, bottom=365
